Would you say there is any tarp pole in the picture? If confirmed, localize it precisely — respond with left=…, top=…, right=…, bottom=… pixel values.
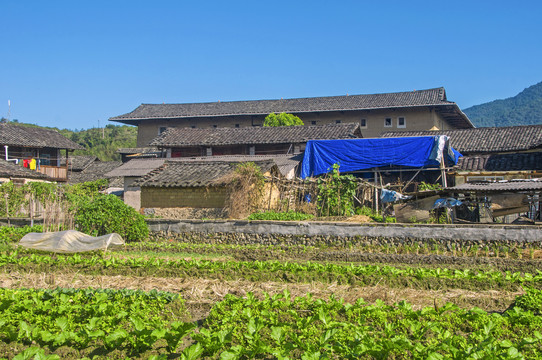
left=374, top=169, right=379, bottom=213
left=440, top=150, right=448, bottom=188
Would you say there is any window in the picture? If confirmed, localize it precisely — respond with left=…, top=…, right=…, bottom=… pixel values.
left=212, top=125, right=218, bottom=128
left=191, top=125, right=196, bottom=129
left=335, top=120, right=341, bottom=124
left=311, top=121, right=317, bottom=125
left=159, top=127, right=167, bottom=134
left=235, top=124, right=240, bottom=128
left=397, top=117, right=406, bottom=128
left=384, top=118, right=392, bottom=127
left=360, top=118, right=367, bottom=128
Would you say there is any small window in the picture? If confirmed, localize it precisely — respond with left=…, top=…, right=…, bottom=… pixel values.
left=235, top=124, right=240, bottom=128
left=191, top=125, right=196, bottom=129
left=311, top=121, right=317, bottom=125
left=335, top=120, right=341, bottom=124
left=360, top=118, right=367, bottom=128
left=384, top=118, right=392, bottom=127
left=159, top=127, right=167, bottom=134
left=397, top=117, right=406, bottom=128
left=212, top=125, right=218, bottom=128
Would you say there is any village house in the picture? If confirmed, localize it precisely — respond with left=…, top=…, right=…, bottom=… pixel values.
left=382, top=125, right=542, bottom=184
left=109, top=87, right=473, bottom=147
left=134, top=159, right=281, bottom=218
left=0, top=158, right=51, bottom=184
left=0, top=122, right=83, bottom=182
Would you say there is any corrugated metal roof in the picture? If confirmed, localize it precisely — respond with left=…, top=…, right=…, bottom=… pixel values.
left=447, top=179, right=542, bottom=192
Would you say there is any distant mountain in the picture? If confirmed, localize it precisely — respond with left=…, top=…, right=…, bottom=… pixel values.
left=462, top=81, right=542, bottom=127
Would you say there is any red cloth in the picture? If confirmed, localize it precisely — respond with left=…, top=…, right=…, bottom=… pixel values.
left=23, top=159, right=29, bottom=168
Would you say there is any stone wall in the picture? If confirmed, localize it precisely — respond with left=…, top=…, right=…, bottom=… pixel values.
left=146, top=219, right=542, bottom=248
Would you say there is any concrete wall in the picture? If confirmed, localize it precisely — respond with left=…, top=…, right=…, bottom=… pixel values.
left=136, top=108, right=450, bottom=147
left=146, top=219, right=542, bottom=244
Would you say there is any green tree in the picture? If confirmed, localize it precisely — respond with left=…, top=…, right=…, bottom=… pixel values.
left=263, top=113, right=304, bottom=127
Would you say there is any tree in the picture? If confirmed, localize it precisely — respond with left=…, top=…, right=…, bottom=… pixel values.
left=263, top=113, right=304, bottom=127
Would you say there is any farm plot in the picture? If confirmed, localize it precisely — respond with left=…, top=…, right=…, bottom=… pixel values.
left=1, top=234, right=542, bottom=358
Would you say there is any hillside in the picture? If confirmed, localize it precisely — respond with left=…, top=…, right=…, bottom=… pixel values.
left=2, top=121, right=137, bottom=161
left=463, top=81, right=542, bottom=127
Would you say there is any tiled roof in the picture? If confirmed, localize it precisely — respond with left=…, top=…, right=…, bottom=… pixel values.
left=456, top=152, right=542, bottom=172
left=150, top=123, right=360, bottom=147
left=136, top=160, right=276, bottom=188
left=61, top=156, right=97, bottom=171
left=117, top=147, right=161, bottom=155
left=104, top=158, right=166, bottom=178
left=0, top=122, right=84, bottom=150
left=0, top=159, right=50, bottom=180
left=447, top=179, right=542, bottom=192
left=111, top=88, right=456, bottom=120
left=166, top=154, right=301, bottom=178
left=68, top=161, right=122, bottom=184
left=381, top=125, right=542, bottom=154
left=105, top=155, right=300, bottom=179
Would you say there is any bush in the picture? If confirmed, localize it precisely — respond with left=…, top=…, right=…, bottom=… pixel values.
left=0, top=225, right=43, bottom=243
left=75, top=195, right=149, bottom=242
left=248, top=211, right=314, bottom=221
left=263, top=113, right=304, bottom=127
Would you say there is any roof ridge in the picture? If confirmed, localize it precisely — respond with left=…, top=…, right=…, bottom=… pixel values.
left=138, top=88, right=445, bottom=106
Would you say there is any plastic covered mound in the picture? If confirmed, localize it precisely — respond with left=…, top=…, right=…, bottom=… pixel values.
left=18, top=230, right=125, bottom=253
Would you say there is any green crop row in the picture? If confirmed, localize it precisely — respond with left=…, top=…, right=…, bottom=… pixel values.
left=0, top=287, right=193, bottom=358
left=4, top=288, right=542, bottom=359
left=2, top=251, right=542, bottom=287
left=196, top=291, right=542, bottom=359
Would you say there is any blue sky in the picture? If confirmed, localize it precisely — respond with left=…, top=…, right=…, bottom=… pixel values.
left=1, top=0, right=541, bottom=130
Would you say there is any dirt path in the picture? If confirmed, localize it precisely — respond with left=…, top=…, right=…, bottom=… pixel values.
left=0, top=271, right=521, bottom=319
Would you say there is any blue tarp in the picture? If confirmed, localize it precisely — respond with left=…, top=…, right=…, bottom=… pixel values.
left=301, top=136, right=461, bottom=179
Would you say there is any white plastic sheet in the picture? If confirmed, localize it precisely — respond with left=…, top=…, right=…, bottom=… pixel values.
left=18, top=230, right=124, bottom=253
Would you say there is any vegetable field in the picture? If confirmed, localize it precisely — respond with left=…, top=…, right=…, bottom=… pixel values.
left=1, top=229, right=542, bottom=359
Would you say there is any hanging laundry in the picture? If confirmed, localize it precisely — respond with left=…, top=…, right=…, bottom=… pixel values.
left=29, top=158, right=37, bottom=170
left=23, top=159, right=30, bottom=168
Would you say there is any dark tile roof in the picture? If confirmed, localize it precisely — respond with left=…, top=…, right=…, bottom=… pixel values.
left=0, top=159, right=51, bottom=180
left=381, top=125, right=542, bottom=154
left=117, top=147, right=160, bottom=154
left=68, top=161, right=122, bottom=184
left=110, top=88, right=472, bottom=129
left=104, top=158, right=166, bottom=178
left=105, top=155, right=300, bottom=179
left=164, top=154, right=301, bottom=178
left=447, top=179, right=542, bottom=192
left=150, top=123, right=361, bottom=147
left=136, top=160, right=276, bottom=188
left=0, top=122, right=84, bottom=150
left=456, top=152, right=542, bottom=172
left=61, top=156, right=97, bottom=171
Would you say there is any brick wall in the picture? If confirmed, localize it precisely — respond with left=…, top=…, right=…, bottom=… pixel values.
left=141, top=186, right=229, bottom=208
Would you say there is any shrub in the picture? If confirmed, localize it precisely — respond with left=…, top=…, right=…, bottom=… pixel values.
left=75, top=194, right=149, bottom=242
left=248, top=211, right=314, bottom=221
left=317, top=164, right=357, bottom=216
left=263, top=113, right=304, bottom=127
left=0, top=225, right=43, bottom=243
